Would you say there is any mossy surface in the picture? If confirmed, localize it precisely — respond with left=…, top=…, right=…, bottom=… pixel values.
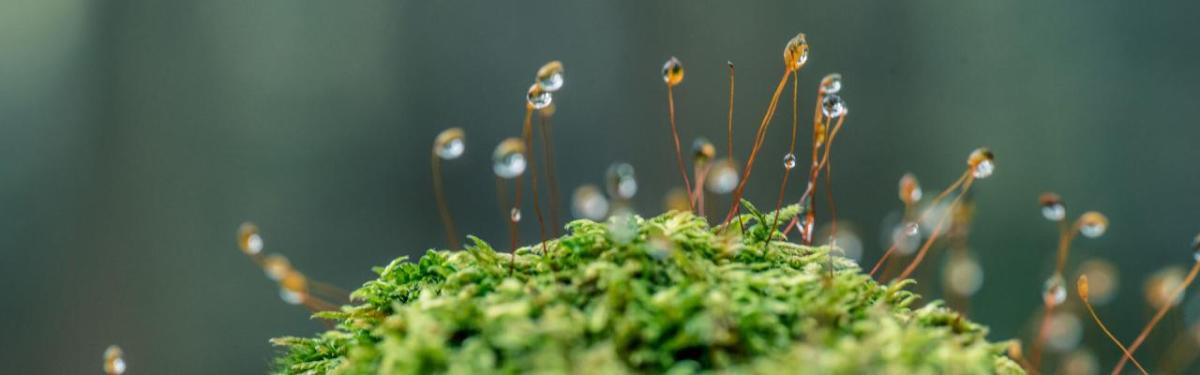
left=272, top=204, right=1023, bottom=374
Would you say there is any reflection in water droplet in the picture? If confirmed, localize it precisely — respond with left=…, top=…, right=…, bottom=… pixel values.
left=783, top=33, right=809, bottom=70
left=1039, top=192, right=1065, bottom=221
left=943, top=255, right=984, bottom=297
left=820, top=73, right=842, bottom=94
left=1043, top=273, right=1067, bottom=307
left=692, top=137, right=715, bottom=163
left=433, top=127, right=466, bottom=160
left=104, top=345, right=126, bottom=375
left=705, top=158, right=739, bottom=194
left=238, top=222, right=264, bottom=255
left=571, top=184, right=609, bottom=221
left=492, top=138, right=527, bottom=179
left=510, top=207, right=522, bottom=223
left=899, top=173, right=922, bottom=205
left=782, top=153, right=797, bottom=170
left=263, top=254, right=292, bottom=281
left=608, top=211, right=638, bottom=245
left=662, top=57, right=684, bottom=86
left=526, top=83, right=552, bottom=110
left=1079, top=211, right=1108, bottom=238
left=279, top=271, right=308, bottom=305
left=536, top=60, right=564, bottom=92
left=821, top=94, right=847, bottom=118
left=968, top=148, right=994, bottom=179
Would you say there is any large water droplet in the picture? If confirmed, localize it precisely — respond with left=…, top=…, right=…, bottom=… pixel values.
left=943, top=254, right=984, bottom=297
left=1079, top=211, right=1108, bottom=238
left=1046, top=312, right=1082, bottom=352
left=783, top=33, right=809, bottom=70
left=606, top=163, right=637, bottom=200
left=1078, top=259, right=1118, bottom=306
left=526, top=83, right=552, bottom=110
left=1043, top=273, right=1067, bottom=307
left=705, top=158, right=739, bottom=194
left=1145, top=266, right=1186, bottom=309
left=820, top=73, right=842, bottom=94
left=821, top=94, right=847, bottom=118
left=571, top=184, right=609, bottom=221
left=536, top=60, right=564, bottom=92
left=492, top=138, right=527, bottom=179
left=238, top=222, right=263, bottom=255
left=433, top=127, right=465, bottom=160
left=662, top=57, right=684, bottom=86
left=782, top=153, right=797, bottom=169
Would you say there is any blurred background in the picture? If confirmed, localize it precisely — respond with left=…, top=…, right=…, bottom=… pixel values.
left=3, top=0, right=1200, bottom=373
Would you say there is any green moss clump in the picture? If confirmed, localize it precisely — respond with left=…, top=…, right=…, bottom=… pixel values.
left=271, top=204, right=1023, bottom=374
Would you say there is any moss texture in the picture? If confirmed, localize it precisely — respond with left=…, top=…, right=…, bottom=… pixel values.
left=271, top=204, right=1023, bottom=374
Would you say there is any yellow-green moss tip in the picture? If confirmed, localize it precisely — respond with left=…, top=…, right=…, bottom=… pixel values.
left=272, top=205, right=1022, bottom=374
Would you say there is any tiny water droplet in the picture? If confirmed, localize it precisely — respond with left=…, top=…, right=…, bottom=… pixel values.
left=1078, top=211, right=1108, bottom=238
left=536, top=60, right=564, bottom=92
left=899, top=173, right=922, bottom=205
left=526, top=83, right=552, bottom=110
left=692, top=137, right=715, bottom=163
left=820, top=73, right=842, bottom=94
left=104, top=345, right=126, bottom=375
left=263, top=254, right=292, bottom=281
left=705, top=158, right=739, bottom=194
left=783, top=33, right=809, bottom=70
left=968, top=148, right=995, bottom=179
left=433, top=127, right=466, bottom=160
left=606, top=162, right=638, bottom=200
left=237, top=222, right=263, bottom=256
left=943, top=254, right=984, bottom=297
left=492, top=138, right=527, bottom=179
left=1043, top=273, right=1067, bottom=307
left=821, top=94, right=847, bottom=118
left=782, top=153, right=797, bottom=169
left=510, top=207, right=522, bottom=223
left=571, top=184, right=609, bottom=221
left=662, top=57, right=684, bottom=86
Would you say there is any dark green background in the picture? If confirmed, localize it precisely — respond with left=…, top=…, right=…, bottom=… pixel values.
left=3, top=0, right=1199, bottom=373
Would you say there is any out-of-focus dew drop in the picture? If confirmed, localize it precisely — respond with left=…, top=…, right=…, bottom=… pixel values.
left=663, top=188, right=690, bottom=213
left=571, top=184, right=609, bottom=221
left=262, top=254, right=292, bottom=281
left=918, top=200, right=953, bottom=237
left=1046, top=311, right=1083, bottom=352
left=943, top=254, right=984, bottom=297
left=279, top=270, right=308, bottom=305
left=967, top=148, right=995, bottom=179
left=899, top=173, right=922, bottom=205
left=662, top=57, right=684, bottom=86
left=1043, top=273, right=1068, bottom=307
left=646, top=234, right=673, bottom=261
left=104, top=345, right=126, bottom=375
left=1059, top=349, right=1099, bottom=375
left=1144, top=266, right=1186, bottom=309
left=819, top=73, right=842, bottom=94
left=705, top=158, right=739, bottom=194
left=433, top=127, right=465, bottom=160
left=536, top=60, right=564, bottom=92
left=889, top=223, right=921, bottom=256
left=526, top=83, right=552, bottom=110
left=237, top=222, right=264, bottom=256
left=509, top=207, right=522, bottom=223
left=782, top=153, right=797, bottom=170
left=605, top=163, right=638, bottom=200
left=821, top=94, right=846, bottom=118
left=1076, top=259, right=1118, bottom=306
left=817, top=224, right=862, bottom=261
left=692, top=137, right=715, bottom=164
left=1039, top=192, right=1065, bottom=221
left=607, top=210, right=638, bottom=245
left=492, top=138, right=527, bottom=179
left=1078, top=211, right=1108, bottom=238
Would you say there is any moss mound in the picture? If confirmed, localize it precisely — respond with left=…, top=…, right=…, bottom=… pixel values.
left=271, top=204, right=1023, bottom=374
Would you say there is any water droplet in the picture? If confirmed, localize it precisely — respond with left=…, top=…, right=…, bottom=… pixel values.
left=821, top=94, right=847, bottom=118
left=571, top=184, right=609, bottom=221
left=898, top=173, right=922, bottom=205
left=819, top=224, right=863, bottom=261
left=526, top=83, right=552, bottom=110
left=279, top=270, right=308, bottom=305
left=1077, top=259, right=1118, bottom=306
left=1078, top=211, right=1108, bottom=238
left=705, top=158, right=739, bottom=194
left=605, top=163, right=637, bottom=200
left=662, top=57, right=684, bottom=86
left=890, top=224, right=921, bottom=256
left=691, top=137, right=715, bottom=163
left=492, top=138, right=527, bottom=179
left=1046, top=312, right=1083, bottom=352
left=783, top=33, right=809, bottom=70
left=536, top=60, right=564, bottom=92
left=782, top=153, right=797, bottom=169
left=943, top=254, right=984, bottom=297
left=1043, top=273, right=1067, bottom=307
left=647, top=234, right=673, bottom=260
left=663, top=188, right=691, bottom=212
left=263, top=254, right=292, bottom=281
left=1060, top=349, right=1099, bottom=375
left=237, top=222, right=263, bottom=256
left=1145, top=266, right=1186, bottom=309
left=104, top=345, right=126, bottom=375
left=433, top=127, right=466, bottom=160
left=967, top=148, right=995, bottom=179
left=903, top=221, right=920, bottom=236
left=820, top=73, right=842, bottom=94
left=608, top=211, right=638, bottom=245
left=510, top=207, right=522, bottom=223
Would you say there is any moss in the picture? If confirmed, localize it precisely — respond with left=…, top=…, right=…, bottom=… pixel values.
left=271, top=204, right=1023, bottom=374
